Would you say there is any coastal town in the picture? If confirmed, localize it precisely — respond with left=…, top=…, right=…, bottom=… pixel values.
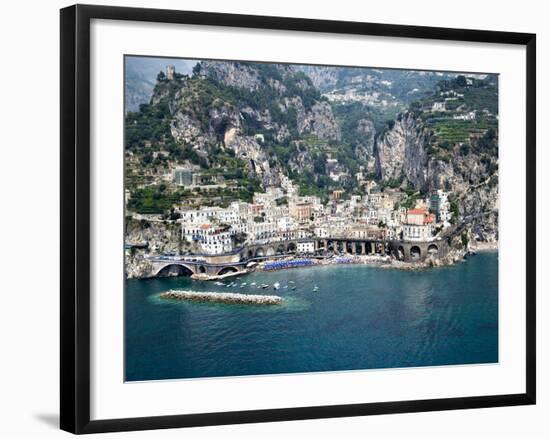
left=172, top=167, right=452, bottom=253
left=125, top=164, right=466, bottom=280
left=124, top=61, right=498, bottom=279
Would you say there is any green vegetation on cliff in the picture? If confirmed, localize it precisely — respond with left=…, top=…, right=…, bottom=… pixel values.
left=411, top=75, right=498, bottom=162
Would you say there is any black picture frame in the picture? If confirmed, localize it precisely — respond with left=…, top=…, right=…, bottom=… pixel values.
left=60, top=4, right=536, bottom=434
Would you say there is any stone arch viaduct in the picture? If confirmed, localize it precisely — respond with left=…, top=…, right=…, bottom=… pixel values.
left=149, top=237, right=449, bottom=277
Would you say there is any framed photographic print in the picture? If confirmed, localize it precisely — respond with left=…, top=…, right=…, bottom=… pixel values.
left=60, top=4, right=536, bottom=434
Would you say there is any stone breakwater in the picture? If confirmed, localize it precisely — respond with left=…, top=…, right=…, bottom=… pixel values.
left=160, top=290, right=283, bottom=305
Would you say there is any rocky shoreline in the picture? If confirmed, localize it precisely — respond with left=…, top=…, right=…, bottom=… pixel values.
left=470, top=241, right=499, bottom=252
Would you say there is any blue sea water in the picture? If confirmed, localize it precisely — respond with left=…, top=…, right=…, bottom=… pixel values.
left=125, top=252, right=498, bottom=381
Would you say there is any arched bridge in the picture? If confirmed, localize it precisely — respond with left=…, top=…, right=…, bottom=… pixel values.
left=149, top=258, right=248, bottom=278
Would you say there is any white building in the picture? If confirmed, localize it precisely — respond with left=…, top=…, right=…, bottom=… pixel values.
left=349, top=226, right=370, bottom=239
left=377, top=208, right=391, bottom=225
left=247, top=221, right=278, bottom=241
left=385, top=227, right=399, bottom=240
left=180, top=206, right=240, bottom=224
left=453, top=111, right=476, bottom=121
left=265, top=206, right=289, bottom=222
left=181, top=224, right=233, bottom=255
left=296, top=229, right=313, bottom=239
left=201, top=230, right=232, bottom=255
left=314, top=226, right=329, bottom=238
left=230, top=200, right=248, bottom=215
left=364, top=207, right=379, bottom=225
left=367, top=192, right=383, bottom=207
left=277, top=216, right=295, bottom=232
left=403, top=224, right=432, bottom=241
left=297, top=241, right=315, bottom=254
left=430, top=190, right=452, bottom=222
left=402, top=208, right=435, bottom=241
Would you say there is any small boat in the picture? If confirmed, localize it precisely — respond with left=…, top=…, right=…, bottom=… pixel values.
left=241, top=282, right=247, bottom=286
left=273, top=282, right=281, bottom=290
left=225, top=284, right=231, bottom=288
left=288, top=281, right=295, bottom=284
left=283, top=285, right=288, bottom=289
left=214, top=281, right=224, bottom=286
left=257, top=285, right=262, bottom=289
left=261, top=284, right=269, bottom=289
left=251, top=282, right=256, bottom=286
left=313, top=285, right=319, bottom=292
left=290, top=286, right=296, bottom=291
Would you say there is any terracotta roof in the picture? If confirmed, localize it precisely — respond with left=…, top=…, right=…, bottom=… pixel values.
left=408, top=209, right=427, bottom=215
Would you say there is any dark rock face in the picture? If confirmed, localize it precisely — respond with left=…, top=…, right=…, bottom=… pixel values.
left=355, top=118, right=376, bottom=160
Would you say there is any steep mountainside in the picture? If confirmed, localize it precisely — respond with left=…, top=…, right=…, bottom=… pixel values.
left=297, top=66, right=461, bottom=126
left=374, top=75, right=499, bottom=240
left=299, top=65, right=458, bottom=101
left=126, top=61, right=362, bottom=202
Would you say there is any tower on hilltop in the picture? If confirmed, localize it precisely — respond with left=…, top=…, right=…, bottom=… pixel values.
left=166, top=65, right=175, bottom=81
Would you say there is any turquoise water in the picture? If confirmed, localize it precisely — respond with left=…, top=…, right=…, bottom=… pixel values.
left=125, top=252, right=498, bottom=381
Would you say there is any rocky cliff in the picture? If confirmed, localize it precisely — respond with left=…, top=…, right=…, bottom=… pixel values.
left=374, top=112, right=498, bottom=240
left=374, top=113, right=429, bottom=187
left=125, top=218, right=196, bottom=279
left=354, top=118, right=376, bottom=161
